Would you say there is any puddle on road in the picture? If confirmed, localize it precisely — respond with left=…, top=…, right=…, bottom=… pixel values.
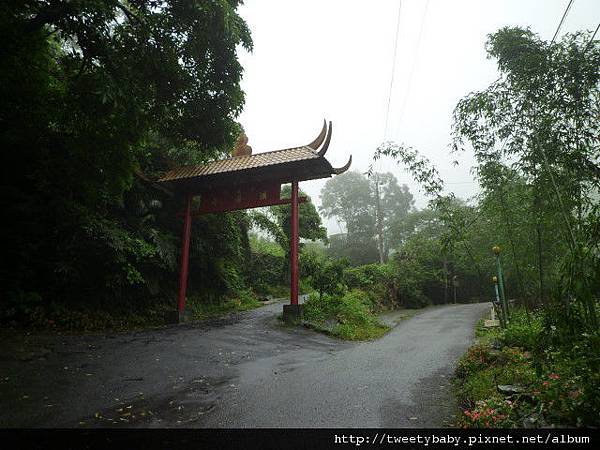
left=77, top=376, right=231, bottom=428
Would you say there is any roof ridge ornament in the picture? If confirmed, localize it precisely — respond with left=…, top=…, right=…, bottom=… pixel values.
left=333, top=155, right=352, bottom=175
left=158, top=117, right=351, bottom=185
left=307, top=119, right=327, bottom=150
left=316, top=121, right=333, bottom=157
left=232, top=133, right=252, bottom=157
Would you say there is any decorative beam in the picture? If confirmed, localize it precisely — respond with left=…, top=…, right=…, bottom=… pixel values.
left=190, top=196, right=306, bottom=216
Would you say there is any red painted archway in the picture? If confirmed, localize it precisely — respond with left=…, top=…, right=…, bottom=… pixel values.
left=158, top=120, right=351, bottom=322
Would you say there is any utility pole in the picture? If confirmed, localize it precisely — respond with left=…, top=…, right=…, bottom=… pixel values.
left=443, top=257, right=448, bottom=304
left=374, top=173, right=386, bottom=264
left=452, top=275, right=458, bottom=304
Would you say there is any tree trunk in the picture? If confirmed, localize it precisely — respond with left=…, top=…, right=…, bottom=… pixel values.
left=534, top=190, right=545, bottom=305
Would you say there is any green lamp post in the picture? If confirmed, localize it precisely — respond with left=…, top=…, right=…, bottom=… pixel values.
left=493, top=245, right=509, bottom=323
left=492, top=275, right=506, bottom=328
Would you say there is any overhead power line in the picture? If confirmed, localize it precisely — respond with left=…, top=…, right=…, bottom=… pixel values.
left=383, top=0, right=403, bottom=141
left=551, top=0, right=575, bottom=44
left=396, top=0, right=430, bottom=136
left=584, top=22, right=600, bottom=52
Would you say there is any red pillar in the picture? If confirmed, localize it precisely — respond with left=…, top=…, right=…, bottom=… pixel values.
left=177, top=193, right=193, bottom=313
left=290, top=181, right=299, bottom=305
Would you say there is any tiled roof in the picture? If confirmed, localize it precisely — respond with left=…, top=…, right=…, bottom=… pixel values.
left=158, top=146, right=320, bottom=183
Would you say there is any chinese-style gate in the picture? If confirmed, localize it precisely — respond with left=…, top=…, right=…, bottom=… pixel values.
left=158, top=120, right=351, bottom=323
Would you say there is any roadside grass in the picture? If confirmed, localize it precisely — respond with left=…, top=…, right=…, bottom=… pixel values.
left=454, top=308, right=600, bottom=428
left=187, top=289, right=262, bottom=321
left=4, top=289, right=263, bottom=333
left=256, top=284, right=289, bottom=300
left=302, top=290, right=390, bottom=341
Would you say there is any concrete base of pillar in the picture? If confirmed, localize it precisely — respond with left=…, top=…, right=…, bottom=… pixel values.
left=165, top=310, right=192, bottom=324
left=282, top=304, right=304, bottom=324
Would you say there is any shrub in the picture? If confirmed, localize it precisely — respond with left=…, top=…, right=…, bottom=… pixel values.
left=303, top=293, right=339, bottom=323
left=301, top=252, right=348, bottom=299
left=188, top=288, right=261, bottom=320
left=500, top=309, right=543, bottom=350
left=247, top=250, right=285, bottom=295
left=344, top=264, right=393, bottom=308
left=456, top=344, right=494, bottom=378
left=303, top=289, right=389, bottom=340
left=456, top=308, right=600, bottom=428
left=458, top=397, right=517, bottom=428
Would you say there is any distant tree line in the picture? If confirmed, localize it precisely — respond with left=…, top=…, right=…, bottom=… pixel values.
left=320, top=171, right=414, bottom=264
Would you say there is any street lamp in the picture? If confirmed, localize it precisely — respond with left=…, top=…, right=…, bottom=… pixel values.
left=492, top=245, right=509, bottom=324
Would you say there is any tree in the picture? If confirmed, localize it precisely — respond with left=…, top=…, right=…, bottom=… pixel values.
left=300, top=250, right=348, bottom=300
left=272, top=185, right=328, bottom=246
left=320, top=171, right=375, bottom=242
left=320, top=170, right=414, bottom=264
left=451, top=26, right=600, bottom=331
left=250, top=185, right=327, bottom=251
left=376, top=26, right=599, bottom=330
left=371, top=172, right=414, bottom=262
left=0, top=1, right=253, bottom=317
left=326, top=233, right=380, bottom=266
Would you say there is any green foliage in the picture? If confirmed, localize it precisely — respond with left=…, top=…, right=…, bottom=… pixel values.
left=320, top=171, right=374, bottom=241
left=300, top=251, right=348, bottom=299
left=248, top=185, right=327, bottom=292
left=344, top=263, right=395, bottom=308
left=250, top=186, right=327, bottom=252
left=247, top=187, right=327, bottom=296
left=0, top=1, right=254, bottom=323
left=456, top=308, right=600, bottom=427
left=247, top=249, right=285, bottom=296
left=246, top=233, right=288, bottom=295
left=326, top=233, right=379, bottom=266
left=500, top=309, right=544, bottom=349
left=451, top=26, right=600, bottom=325
left=187, top=289, right=261, bottom=321
left=375, top=26, right=600, bottom=324
left=320, top=171, right=414, bottom=264
left=303, top=290, right=389, bottom=341
left=249, top=233, right=285, bottom=257
left=274, top=185, right=328, bottom=244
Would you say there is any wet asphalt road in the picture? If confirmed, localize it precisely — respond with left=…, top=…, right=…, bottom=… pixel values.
left=0, top=301, right=489, bottom=428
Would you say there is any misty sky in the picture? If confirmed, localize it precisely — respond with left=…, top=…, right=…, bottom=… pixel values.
left=235, top=0, right=600, bottom=234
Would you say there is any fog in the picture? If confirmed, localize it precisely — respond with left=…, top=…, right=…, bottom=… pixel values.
left=236, top=0, right=600, bottom=234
